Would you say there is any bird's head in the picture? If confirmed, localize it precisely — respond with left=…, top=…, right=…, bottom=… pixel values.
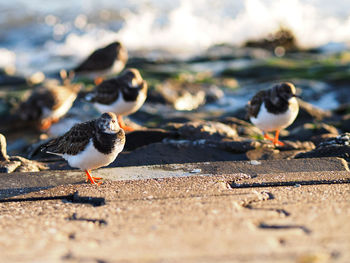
left=271, top=82, right=298, bottom=103
left=96, top=112, right=120, bottom=134
left=120, top=68, right=143, bottom=88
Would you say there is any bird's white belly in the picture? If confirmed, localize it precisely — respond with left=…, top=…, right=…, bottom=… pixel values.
left=63, top=140, right=123, bottom=170
left=94, top=91, right=146, bottom=116
left=250, top=99, right=299, bottom=132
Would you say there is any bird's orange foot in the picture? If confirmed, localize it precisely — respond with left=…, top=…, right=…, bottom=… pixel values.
left=263, top=133, right=274, bottom=142
left=263, top=132, right=284, bottom=146
left=85, top=170, right=103, bottom=185
left=273, top=140, right=285, bottom=146
left=273, top=130, right=284, bottom=147
left=94, top=77, right=104, bottom=85
left=39, top=119, right=52, bottom=130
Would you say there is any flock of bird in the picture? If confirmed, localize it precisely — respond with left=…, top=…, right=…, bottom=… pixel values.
left=14, top=41, right=300, bottom=185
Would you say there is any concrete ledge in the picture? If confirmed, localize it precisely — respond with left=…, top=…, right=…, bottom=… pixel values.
left=0, top=157, right=349, bottom=199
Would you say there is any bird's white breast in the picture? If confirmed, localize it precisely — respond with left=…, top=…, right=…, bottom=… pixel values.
left=63, top=139, right=124, bottom=170
left=94, top=90, right=146, bottom=116
left=250, top=97, right=299, bottom=132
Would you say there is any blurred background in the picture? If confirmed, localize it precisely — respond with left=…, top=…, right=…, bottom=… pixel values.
left=1, top=0, right=350, bottom=75
left=1, top=0, right=350, bottom=166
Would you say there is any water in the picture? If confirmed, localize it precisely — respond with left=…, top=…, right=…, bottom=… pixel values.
left=1, top=0, right=350, bottom=75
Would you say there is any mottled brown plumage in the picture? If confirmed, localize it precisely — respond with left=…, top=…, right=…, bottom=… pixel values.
left=18, top=80, right=81, bottom=129
left=42, top=112, right=125, bottom=156
left=247, top=90, right=267, bottom=119
left=247, top=82, right=297, bottom=119
left=42, top=112, right=125, bottom=185
left=43, top=120, right=95, bottom=155
left=86, top=68, right=147, bottom=105
left=247, top=82, right=299, bottom=146
left=74, top=42, right=128, bottom=75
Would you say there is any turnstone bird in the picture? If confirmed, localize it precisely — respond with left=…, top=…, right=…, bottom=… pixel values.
left=18, top=71, right=81, bottom=130
left=73, top=41, right=128, bottom=84
left=85, top=68, right=147, bottom=131
left=42, top=112, right=125, bottom=185
left=247, top=82, right=299, bottom=146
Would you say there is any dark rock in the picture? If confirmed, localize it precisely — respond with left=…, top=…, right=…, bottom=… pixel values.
left=0, top=71, right=27, bottom=86
left=338, top=114, right=350, bottom=133
left=318, top=133, right=350, bottom=147
left=218, top=139, right=264, bottom=153
left=219, top=117, right=261, bottom=137
left=125, top=129, right=179, bottom=151
left=246, top=148, right=281, bottom=160
left=288, top=123, right=339, bottom=142
left=166, top=121, right=238, bottom=141
left=245, top=139, right=314, bottom=161
left=113, top=141, right=247, bottom=167
left=291, top=100, right=332, bottom=128
left=276, top=140, right=315, bottom=151
left=295, top=133, right=350, bottom=160
left=244, top=28, right=298, bottom=52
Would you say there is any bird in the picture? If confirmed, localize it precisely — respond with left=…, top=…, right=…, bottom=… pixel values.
left=246, top=82, right=299, bottom=146
left=73, top=41, right=128, bottom=84
left=18, top=70, right=81, bottom=131
left=85, top=68, right=148, bottom=132
left=41, top=112, right=125, bottom=185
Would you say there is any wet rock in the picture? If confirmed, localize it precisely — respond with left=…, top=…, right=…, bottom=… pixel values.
left=155, top=80, right=205, bottom=110
left=288, top=123, right=339, bottom=142
left=0, top=69, right=27, bottom=86
left=292, top=100, right=332, bottom=127
left=318, top=133, right=350, bottom=147
left=295, top=133, right=350, bottom=160
left=125, top=129, right=179, bottom=151
left=337, top=114, right=350, bottom=133
left=113, top=141, right=247, bottom=167
left=154, top=80, right=223, bottom=110
left=246, top=148, right=281, bottom=160
left=0, top=133, right=48, bottom=173
left=277, top=140, right=315, bottom=151
left=166, top=121, right=238, bottom=141
left=218, top=139, right=264, bottom=153
left=219, top=117, right=261, bottom=137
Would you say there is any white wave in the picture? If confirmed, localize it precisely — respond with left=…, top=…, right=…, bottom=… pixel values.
left=49, top=0, right=350, bottom=58
left=0, top=49, right=16, bottom=69
left=2, top=0, right=350, bottom=73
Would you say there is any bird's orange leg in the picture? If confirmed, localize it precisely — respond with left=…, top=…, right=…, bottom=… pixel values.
left=273, top=130, right=284, bottom=146
left=85, top=169, right=102, bottom=185
left=39, top=119, right=53, bottom=130
left=117, top=115, right=134, bottom=132
left=263, top=132, right=274, bottom=142
left=94, top=77, right=104, bottom=85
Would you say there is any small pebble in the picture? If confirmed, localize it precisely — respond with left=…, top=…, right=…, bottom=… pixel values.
left=294, top=184, right=301, bottom=188
left=190, top=168, right=201, bottom=173
left=250, top=160, right=261, bottom=165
